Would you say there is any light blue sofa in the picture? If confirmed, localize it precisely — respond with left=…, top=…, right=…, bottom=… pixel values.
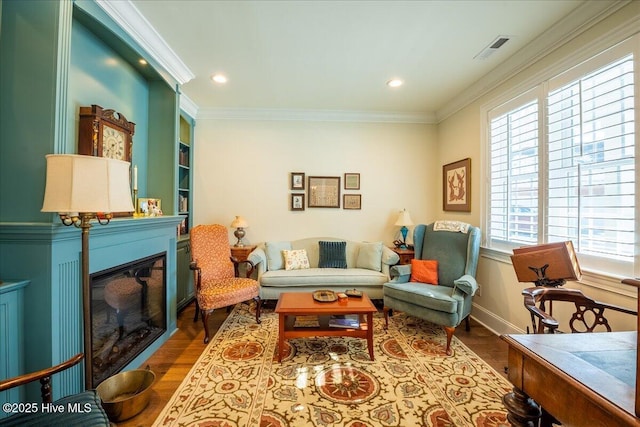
left=248, top=237, right=400, bottom=300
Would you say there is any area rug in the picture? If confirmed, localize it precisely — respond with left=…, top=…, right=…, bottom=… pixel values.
left=153, top=304, right=511, bottom=427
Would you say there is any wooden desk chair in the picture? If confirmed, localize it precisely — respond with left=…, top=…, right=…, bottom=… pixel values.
left=523, top=286, right=637, bottom=334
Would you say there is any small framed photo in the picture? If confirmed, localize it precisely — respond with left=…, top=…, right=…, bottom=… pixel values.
left=291, top=193, right=305, bottom=211
left=290, top=172, right=305, bottom=190
left=138, top=198, right=163, bottom=217
left=343, top=194, right=361, bottom=210
left=308, top=176, right=341, bottom=208
left=344, top=173, right=360, bottom=190
left=443, top=158, right=471, bottom=212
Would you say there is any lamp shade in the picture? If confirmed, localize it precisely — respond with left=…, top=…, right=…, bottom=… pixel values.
left=394, top=209, right=414, bottom=227
left=231, top=216, right=248, bottom=228
left=41, top=154, right=134, bottom=214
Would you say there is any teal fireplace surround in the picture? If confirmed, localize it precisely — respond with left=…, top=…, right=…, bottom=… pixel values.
left=0, top=216, right=183, bottom=405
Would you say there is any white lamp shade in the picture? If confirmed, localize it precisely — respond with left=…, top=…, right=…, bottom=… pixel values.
left=41, top=154, right=134, bottom=214
left=394, top=209, right=414, bottom=226
left=231, top=216, right=248, bottom=228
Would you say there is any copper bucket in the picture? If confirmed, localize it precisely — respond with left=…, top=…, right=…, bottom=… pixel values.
left=96, top=367, right=156, bottom=422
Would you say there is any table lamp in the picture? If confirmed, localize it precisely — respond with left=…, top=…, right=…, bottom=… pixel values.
left=394, top=209, right=414, bottom=248
left=41, top=154, right=134, bottom=389
left=231, top=216, right=249, bottom=247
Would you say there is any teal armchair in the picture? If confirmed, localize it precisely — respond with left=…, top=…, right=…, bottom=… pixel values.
left=383, top=222, right=481, bottom=355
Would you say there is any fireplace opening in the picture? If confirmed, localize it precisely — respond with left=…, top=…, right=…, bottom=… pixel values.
left=89, top=252, right=166, bottom=387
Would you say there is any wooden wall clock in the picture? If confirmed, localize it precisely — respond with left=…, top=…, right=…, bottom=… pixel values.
left=78, top=104, right=135, bottom=162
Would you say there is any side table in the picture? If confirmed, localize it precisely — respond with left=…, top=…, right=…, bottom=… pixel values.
left=390, top=247, right=415, bottom=265
left=231, top=245, right=257, bottom=278
left=231, top=245, right=257, bottom=262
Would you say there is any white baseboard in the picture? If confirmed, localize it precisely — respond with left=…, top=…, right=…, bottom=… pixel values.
left=470, top=303, right=525, bottom=336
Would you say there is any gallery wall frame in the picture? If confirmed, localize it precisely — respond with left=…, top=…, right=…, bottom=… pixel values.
left=291, top=172, right=305, bottom=190
left=308, top=176, right=341, bottom=208
left=344, top=173, right=360, bottom=190
left=443, top=158, right=471, bottom=212
left=291, top=193, right=305, bottom=211
left=343, top=194, right=361, bottom=210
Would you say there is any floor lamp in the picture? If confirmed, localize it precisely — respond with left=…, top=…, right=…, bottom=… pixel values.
left=41, top=154, right=135, bottom=389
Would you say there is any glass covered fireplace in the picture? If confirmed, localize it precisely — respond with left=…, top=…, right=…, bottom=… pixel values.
left=89, top=252, right=166, bottom=387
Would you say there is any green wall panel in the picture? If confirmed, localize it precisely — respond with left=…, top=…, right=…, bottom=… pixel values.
left=69, top=20, right=150, bottom=196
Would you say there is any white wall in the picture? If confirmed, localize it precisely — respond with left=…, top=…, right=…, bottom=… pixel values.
left=193, top=118, right=437, bottom=246
left=437, top=1, right=640, bottom=335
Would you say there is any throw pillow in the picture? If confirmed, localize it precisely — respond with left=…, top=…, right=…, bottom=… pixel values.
left=283, top=249, right=310, bottom=270
left=410, top=259, right=439, bottom=284
left=356, top=242, right=383, bottom=271
left=318, top=241, right=347, bottom=268
left=265, top=241, right=292, bottom=271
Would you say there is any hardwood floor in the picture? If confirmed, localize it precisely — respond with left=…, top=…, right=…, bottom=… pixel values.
left=118, top=301, right=509, bottom=427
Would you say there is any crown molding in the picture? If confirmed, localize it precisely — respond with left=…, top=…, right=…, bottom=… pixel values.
left=95, top=0, right=195, bottom=85
left=436, top=0, right=630, bottom=122
left=179, top=93, right=199, bottom=119
left=196, top=108, right=436, bottom=124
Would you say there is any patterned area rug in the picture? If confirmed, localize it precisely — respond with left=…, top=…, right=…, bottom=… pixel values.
left=153, top=304, right=511, bottom=427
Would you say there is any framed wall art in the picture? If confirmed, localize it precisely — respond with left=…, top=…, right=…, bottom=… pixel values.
left=308, top=176, right=340, bottom=208
left=291, top=193, right=305, bottom=211
left=290, top=172, right=305, bottom=190
left=344, top=173, right=360, bottom=190
left=443, top=158, right=471, bottom=212
left=343, top=194, right=361, bottom=210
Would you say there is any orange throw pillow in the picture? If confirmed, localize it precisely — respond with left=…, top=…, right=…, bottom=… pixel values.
left=410, top=259, right=439, bottom=284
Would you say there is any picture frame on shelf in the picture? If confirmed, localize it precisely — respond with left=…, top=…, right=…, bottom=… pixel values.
left=343, top=194, right=361, bottom=210
left=291, top=172, right=305, bottom=190
left=443, top=158, right=471, bottom=212
left=308, top=176, right=340, bottom=208
left=138, top=198, right=163, bottom=217
left=291, top=193, right=305, bottom=211
left=344, top=173, right=360, bottom=190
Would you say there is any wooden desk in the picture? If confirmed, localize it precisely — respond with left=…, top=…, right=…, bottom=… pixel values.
left=502, top=331, right=639, bottom=427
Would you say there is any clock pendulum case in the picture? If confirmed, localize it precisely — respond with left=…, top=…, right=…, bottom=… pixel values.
left=78, top=104, right=135, bottom=163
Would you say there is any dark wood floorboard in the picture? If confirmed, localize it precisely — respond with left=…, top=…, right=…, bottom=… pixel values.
left=118, top=301, right=508, bottom=427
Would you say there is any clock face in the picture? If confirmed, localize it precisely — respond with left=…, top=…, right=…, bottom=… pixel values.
left=102, top=125, right=126, bottom=160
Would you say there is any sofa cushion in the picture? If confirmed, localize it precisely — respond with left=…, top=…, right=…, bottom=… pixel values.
left=318, top=241, right=347, bottom=268
left=356, top=242, right=383, bottom=271
left=265, top=241, right=292, bottom=271
left=410, top=259, right=438, bottom=284
left=384, top=281, right=459, bottom=314
left=260, top=268, right=388, bottom=287
left=283, top=249, right=310, bottom=270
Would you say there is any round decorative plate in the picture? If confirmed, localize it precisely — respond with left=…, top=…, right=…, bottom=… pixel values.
left=313, top=290, right=338, bottom=302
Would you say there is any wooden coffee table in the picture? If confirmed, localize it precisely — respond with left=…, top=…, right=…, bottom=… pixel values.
left=274, top=292, right=377, bottom=362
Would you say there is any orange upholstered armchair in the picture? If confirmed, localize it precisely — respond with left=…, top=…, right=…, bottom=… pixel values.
left=190, top=224, right=261, bottom=343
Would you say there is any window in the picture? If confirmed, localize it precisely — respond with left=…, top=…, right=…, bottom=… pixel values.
left=486, top=40, right=636, bottom=277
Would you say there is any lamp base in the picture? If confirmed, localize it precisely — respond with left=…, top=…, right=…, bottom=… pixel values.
left=400, top=226, right=409, bottom=248
left=234, top=227, right=246, bottom=247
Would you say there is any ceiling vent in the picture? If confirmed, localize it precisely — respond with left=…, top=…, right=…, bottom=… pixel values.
left=474, top=36, right=511, bottom=60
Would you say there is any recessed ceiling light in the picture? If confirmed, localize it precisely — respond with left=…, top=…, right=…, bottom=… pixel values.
left=387, top=79, right=403, bottom=88
left=211, top=73, right=228, bottom=84
left=138, top=59, right=148, bottom=65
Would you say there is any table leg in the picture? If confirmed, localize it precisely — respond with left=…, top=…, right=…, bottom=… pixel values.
left=278, top=313, right=285, bottom=362
left=367, top=312, right=374, bottom=360
left=502, top=386, right=541, bottom=427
